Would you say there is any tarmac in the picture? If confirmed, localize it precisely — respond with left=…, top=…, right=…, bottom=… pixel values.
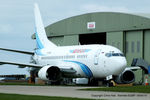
left=0, top=85, right=150, bottom=100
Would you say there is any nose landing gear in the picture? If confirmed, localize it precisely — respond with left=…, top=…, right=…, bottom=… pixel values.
left=106, top=75, right=114, bottom=87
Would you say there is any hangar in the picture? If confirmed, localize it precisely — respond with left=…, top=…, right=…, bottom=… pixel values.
left=34, top=12, right=150, bottom=84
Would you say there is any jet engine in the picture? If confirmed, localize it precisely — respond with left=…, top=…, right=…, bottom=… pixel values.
left=38, top=66, right=62, bottom=81
left=114, top=69, right=135, bottom=84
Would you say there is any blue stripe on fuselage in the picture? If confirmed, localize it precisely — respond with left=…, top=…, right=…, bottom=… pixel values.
left=64, top=60, right=93, bottom=78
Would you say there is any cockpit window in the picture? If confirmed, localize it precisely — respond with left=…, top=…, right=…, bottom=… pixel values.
left=112, top=53, right=119, bottom=56
left=105, top=53, right=124, bottom=57
left=119, top=53, right=124, bottom=57
left=105, top=53, right=112, bottom=57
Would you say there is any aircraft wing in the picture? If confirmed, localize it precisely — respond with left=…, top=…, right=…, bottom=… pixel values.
left=0, top=48, right=34, bottom=55
left=0, top=61, right=76, bottom=74
left=0, top=61, right=42, bottom=68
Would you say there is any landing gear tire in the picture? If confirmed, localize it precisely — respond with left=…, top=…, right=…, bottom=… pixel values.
left=51, top=80, right=61, bottom=85
left=88, top=78, right=98, bottom=86
left=107, top=81, right=114, bottom=87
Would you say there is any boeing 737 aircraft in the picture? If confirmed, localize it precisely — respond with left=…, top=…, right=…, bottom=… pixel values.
left=0, top=3, right=138, bottom=85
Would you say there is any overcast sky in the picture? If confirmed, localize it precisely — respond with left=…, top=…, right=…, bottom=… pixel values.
left=0, top=0, right=150, bottom=76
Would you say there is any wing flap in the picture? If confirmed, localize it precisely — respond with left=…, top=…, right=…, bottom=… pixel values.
left=0, top=61, right=42, bottom=68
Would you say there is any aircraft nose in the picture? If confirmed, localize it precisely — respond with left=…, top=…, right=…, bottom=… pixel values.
left=119, top=58, right=127, bottom=68
left=113, top=58, right=127, bottom=75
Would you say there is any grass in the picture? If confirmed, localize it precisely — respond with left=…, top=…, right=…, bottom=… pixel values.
left=0, top=93, right=93, bottom=100
left=0, top=82, right=45, bottom=86
left=80, top=85, right=150, bottom=93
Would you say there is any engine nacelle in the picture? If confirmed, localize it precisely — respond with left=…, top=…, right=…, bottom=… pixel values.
left=114, top=69, right=135, bottom=84
left=38, top=66, right=62, bottom=81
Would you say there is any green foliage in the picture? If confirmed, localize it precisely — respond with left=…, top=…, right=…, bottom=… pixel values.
left=0, top=82, right=45, bottom=86
left=0, top=93, right=92, bottom=100
left=81, top=86, right=150, bottom=93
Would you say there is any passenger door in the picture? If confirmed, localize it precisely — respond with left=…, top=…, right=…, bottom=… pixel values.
left=94, top=49, right=101, bottom=65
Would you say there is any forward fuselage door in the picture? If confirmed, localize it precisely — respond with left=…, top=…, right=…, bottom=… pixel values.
left=94, top=49, right=101, bottom=65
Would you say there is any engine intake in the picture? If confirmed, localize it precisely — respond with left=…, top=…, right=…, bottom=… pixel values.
left=47, top=66, right=61, bottom=80
left=38, top=66, right=62, bottom=81
left=114, top=70, right=135, bottom=84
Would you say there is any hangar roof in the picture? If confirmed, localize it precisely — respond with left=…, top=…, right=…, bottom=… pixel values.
left=135, top=13, right=150, bottom=19
left=45, top=12, right=150, bottom=37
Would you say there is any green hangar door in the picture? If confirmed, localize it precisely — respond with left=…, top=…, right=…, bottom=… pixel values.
left=79, top=33, right=106, bottom=45
left=125, top=31, right=143, bottom=65
left=144, top=30, right=150, bottom=64
left=106, top=32, right=124, bottom=52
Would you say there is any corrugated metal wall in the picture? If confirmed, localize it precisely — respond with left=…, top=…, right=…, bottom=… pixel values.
left=125, top=30, right=143, bottom=65
left=45, top=12, right=150, bottom=37
left=107, top=31, right=124, bottom=52
left=106, top=30, right=150, bottom=66
left=144, top=30, right=150, bottom=64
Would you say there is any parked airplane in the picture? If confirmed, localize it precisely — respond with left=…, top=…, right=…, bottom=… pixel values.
left=0, top=3, right=137, bottom=85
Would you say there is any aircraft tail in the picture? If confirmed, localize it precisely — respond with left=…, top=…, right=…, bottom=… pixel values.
left=34, top=3, right=56, bottom=50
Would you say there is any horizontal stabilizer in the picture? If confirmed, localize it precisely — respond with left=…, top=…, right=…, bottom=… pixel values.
left=0, top=48, right=34, bottom=55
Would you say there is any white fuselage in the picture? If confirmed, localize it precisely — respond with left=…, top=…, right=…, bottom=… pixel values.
left=34, top=44, right=127, bottom=79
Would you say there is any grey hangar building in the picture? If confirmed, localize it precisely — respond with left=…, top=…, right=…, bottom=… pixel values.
left=35, top=12, right=150, bottom=84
